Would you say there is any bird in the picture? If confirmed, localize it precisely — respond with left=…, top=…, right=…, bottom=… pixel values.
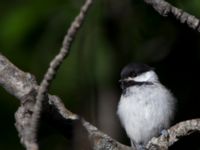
left=117, top=63, right=176, bottom=149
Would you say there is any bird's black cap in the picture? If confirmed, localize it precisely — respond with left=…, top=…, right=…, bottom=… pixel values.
left=120, top=63, right=154, bottom=79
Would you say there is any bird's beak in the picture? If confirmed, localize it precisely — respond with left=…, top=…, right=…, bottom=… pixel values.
left=119, top=78, right=134, bottom=83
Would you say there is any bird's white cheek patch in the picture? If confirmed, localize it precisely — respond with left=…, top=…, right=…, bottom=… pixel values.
left=134, top=71, right=157, bottom=82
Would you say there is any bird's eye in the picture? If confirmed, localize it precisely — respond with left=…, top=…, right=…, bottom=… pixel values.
left=130, top=72, right=136, bottom=77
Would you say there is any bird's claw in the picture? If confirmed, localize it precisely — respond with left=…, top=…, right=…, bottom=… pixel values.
left=161, top=129, right=169, bottom=138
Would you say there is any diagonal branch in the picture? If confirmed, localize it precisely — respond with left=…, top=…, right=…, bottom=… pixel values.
left=30, top=0, right=93, bottom=150
left=147, top=119, right=200, bottom=149
left=144, top=0, right=200, bottom=31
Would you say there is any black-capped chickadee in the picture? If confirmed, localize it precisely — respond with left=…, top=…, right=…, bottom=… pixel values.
left=117, top=63, right=176, bottom=149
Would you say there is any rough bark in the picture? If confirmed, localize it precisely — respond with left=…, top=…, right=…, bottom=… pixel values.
left=30, top=0, right=93, bottom=149
left=1, top=52, right=200, bottom=150
left=144, top=0, right=200, bottom=31
left=0, top=53, right=132, bottom=150
left=1, top=0, right=200, bottom=150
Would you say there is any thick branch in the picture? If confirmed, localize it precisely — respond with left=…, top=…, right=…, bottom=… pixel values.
left=0, top=53, right=132, bottom=150
left=144, top=0, right=200, bottom=31
left=0, top=54, right=37, bottom=100
left=147, top=119, right=200, bottom=149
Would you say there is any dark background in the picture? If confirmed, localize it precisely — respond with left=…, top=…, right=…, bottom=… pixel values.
left=0, top=0, right=200, bottom=149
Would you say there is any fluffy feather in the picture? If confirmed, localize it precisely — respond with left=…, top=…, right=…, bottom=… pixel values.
left=117, top=70, right=175, bottom=147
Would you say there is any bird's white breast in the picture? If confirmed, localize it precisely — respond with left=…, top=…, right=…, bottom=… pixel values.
left=117, top=83, right=175, bottom=145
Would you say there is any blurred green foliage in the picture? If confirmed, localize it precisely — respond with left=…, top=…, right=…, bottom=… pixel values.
left=1, top=0, right=200, bottom=149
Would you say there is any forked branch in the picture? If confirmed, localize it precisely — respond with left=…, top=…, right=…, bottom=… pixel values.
left=1, top=0, right=200, bottom=149
left=30, top=0, right=93, bottom=149
left=1, top=53, right=200, bottom=150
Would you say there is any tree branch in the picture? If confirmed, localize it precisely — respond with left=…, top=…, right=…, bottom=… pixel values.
left=0, top=53, right=132, bottom=150
left=147, top=119, right=200, bottom=149
left=0, top=54, right=37, bottom=100
left=144, top=0, right=200, bottom=31
left=1, top=51, right=200, bottom=150
left=28, top=0, right=93, bottom=150
left=1, top=0, right=200, bottom=149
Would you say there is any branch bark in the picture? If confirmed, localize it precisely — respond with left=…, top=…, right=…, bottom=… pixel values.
left=147, top=119, right=200, bottom=149
left=144, top=0, right=200, bottom=31
left=1, top=52, right=200, bottom=150
left=23, top=0, right=93, bottom=149
left=0, top=53, right=132, bottom=150
left=1, top=0, right=200, bottom=150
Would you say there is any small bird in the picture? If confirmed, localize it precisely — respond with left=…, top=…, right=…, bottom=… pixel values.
left=117, top=63, right=176, bottom=149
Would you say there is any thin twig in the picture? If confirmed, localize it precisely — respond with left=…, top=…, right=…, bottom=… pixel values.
left=144, top=0, right=200, bottom=31
left=28, top=0, right=93, bottom=149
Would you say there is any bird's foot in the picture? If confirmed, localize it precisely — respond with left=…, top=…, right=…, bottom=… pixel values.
left=135, top=144, right=146, bottom=150
left=161, top=129, right=169, bottom=138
